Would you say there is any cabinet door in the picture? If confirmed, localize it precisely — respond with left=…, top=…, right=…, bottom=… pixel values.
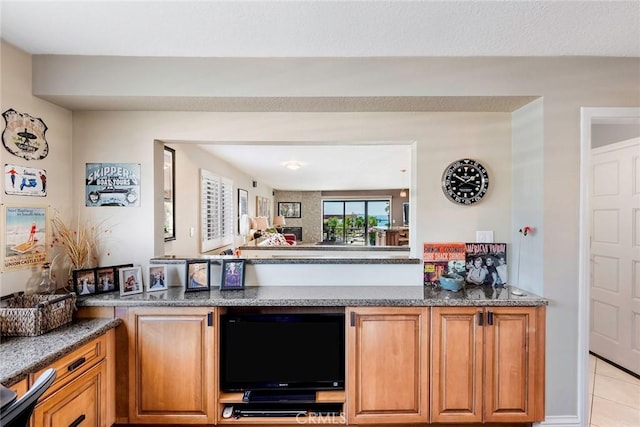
left=128, top=307, right=216, bottom=424
left=484, top=306, right=545, bottom=423
left=33, top=361, right=106, bottom=427
left=347, top=307, right=429, bottom=424
left=430, top=307, right=483, bottom=423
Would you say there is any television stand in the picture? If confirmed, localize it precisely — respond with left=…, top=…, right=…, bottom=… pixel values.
left=243, top=389, right=316, bottom=403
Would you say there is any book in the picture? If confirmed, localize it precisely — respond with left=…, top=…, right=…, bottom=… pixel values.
left=423, top=243, right=467, bottom=286
left=465, top=243, right=508, bottom=286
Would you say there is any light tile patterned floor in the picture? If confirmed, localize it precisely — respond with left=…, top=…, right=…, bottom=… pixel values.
left=588, top=354, right=640, bottom=427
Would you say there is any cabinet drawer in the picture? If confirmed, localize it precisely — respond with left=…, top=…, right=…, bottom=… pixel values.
left=33, top=360, right=106, bottom=427
left=31, top=334, right=106, bottom=400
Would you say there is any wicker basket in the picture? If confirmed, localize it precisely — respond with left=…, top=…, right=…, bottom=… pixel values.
left=0, top=293, right=76, bottom=337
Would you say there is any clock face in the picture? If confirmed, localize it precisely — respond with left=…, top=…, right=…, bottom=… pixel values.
left=441, top=159, right=489, bottom=205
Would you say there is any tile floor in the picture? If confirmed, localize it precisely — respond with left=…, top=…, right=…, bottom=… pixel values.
left=588, top=354, right=640, bottom=427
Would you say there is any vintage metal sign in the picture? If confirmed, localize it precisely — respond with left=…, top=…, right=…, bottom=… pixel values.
left=2, top=109, right=50, bottom=160
left=4, top=164, right=47, bottom=196
left=85, top=163, right=140, bottom=207
left=2, top=206, right=48, bottom=271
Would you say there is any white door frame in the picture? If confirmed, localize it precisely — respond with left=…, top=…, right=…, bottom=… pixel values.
left=578, top=107, right=640, bottom=427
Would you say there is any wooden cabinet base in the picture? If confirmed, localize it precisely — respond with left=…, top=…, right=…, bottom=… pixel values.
left=32, top=361, right=106, bottom=427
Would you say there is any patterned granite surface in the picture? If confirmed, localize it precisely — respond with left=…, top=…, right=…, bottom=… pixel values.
left=0, top=317, right=121, bottom=386
left=152, top=255, right=420, bottom=265
left=77, top=285, right=548, bottom=308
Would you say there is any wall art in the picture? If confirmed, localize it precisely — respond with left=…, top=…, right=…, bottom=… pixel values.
left=4, top=164, right=47, bottom=196
left=278, top=202, right=301, bottom=218
left=2, top=109, right=49, bottom=160
left=238, top=188, right=248, bottom=234
left=85, top=163, right=140, bottom=207
left=163, top=147, right=176, bottom=241
left=1, top=205, right=48, bottom=271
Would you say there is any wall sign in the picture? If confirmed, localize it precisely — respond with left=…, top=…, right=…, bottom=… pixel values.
left=86, top=163, right=140, bottom=207
left=2, top=205, right=48, bottom=271
left=2, top=109, right=50, bottom=160
left=4, top=164, right=47, bottom=196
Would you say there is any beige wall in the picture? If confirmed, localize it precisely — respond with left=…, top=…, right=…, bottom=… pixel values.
left=0, top=43, right=73, bottom=295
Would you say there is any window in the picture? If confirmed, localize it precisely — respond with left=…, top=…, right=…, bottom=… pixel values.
left=200, top=169, right=233, bottom=252
left=322, top=199, right=390, bottom=245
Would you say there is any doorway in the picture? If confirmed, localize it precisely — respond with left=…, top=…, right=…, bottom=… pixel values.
left=579, top=107, right=640, bottom=425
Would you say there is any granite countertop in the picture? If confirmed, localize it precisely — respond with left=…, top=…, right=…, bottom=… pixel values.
left=77, top=285, right=548, bottom=308
left=152, top=255, right=420, bottom=264
left=0, top=317, right=121, bottom=386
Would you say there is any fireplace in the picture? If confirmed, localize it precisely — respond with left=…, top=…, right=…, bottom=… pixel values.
left=282, top=227, right=302, bottom=242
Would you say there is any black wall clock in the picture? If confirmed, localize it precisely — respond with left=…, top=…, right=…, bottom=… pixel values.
left=441, top=158, right=489, bottom=205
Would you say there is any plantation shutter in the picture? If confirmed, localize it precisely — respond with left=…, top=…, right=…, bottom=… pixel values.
left=201, top=169, right=234, bottom=252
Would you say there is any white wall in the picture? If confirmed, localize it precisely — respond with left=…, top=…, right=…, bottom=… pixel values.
left=0, top=43, right=73, bottom=295
left=164, top=142, right=273, bottom=256
left=70, top=111, right=513, bottom=264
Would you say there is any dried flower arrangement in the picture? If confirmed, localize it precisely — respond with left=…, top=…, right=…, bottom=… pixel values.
left=50, top=210, right=111, bottom=280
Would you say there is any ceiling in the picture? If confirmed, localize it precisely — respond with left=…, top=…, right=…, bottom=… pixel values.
left=2, top=1, right=638, bottom=191
left=1, top=1, right=638, bottom=58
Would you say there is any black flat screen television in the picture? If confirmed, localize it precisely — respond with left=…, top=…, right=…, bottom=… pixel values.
left=220, top=313, right=345, bottom=392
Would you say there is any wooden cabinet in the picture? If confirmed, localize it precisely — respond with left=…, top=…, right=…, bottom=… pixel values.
left=126, top=307, right=216, bottom=424
left=33, top=362, right=106, bottom=427
left=430, top=306, right=545, bottom=423
left=346, top=307, right=429, bottom=424
left=31, top=330, right=114, bottom=427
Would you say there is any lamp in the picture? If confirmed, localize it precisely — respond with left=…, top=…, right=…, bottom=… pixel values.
left=254, top=217, right=269, bottom=231
left=273, top=215, right=286, bottom=231
left=400, top=189, right=407, bottom=197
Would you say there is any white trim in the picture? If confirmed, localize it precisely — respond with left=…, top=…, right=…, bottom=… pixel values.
left=536, top=415, right=580, bottom=427
left=579, top=107, right=640, bottom=427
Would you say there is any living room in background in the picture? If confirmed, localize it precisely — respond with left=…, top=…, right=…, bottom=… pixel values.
left=322, top=199, right=390, bottom=245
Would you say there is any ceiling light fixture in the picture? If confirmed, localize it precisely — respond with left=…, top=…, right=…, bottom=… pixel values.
left=283, top=161, right=303, bottom=170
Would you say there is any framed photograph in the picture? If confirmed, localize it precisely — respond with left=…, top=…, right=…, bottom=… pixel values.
left=147, top=264, right=169, bottom=292
left=186, top=260, right=210, bottom=291
left=238, top=188, right=248, bottom=234
left=73, top=268, right=97, bottom=296
left=96, top=267, right=117, bottom=293
left=278, top=202, right=301, bottom=218
left=164, top=146, right=176, bottom=241
left=220, top=259, right=246, bottom=290
left=112, top=263, right=133, bottom=288
left=118, top=266, right=143, bottom=296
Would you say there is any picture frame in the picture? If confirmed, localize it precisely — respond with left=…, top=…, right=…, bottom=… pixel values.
left=238, top=188, right=248, bottom=234
left=185, top=260, right=210, bottom=291
left=112, top=263, right=133, bottom=288
left=278, top=202, right=301, bottom=218
left=118, top=266, right=143, bottom=296
left=147, top=264, right=169, bottom=292
left=96, top=266, right=117, bottom=293
left=220, top=259, right=246, bottom=290
left=164, top=146, right=176, bottom=241
left=73, top=268, right=97, bottom=296
left=256, top=196, right=270, bottom=219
